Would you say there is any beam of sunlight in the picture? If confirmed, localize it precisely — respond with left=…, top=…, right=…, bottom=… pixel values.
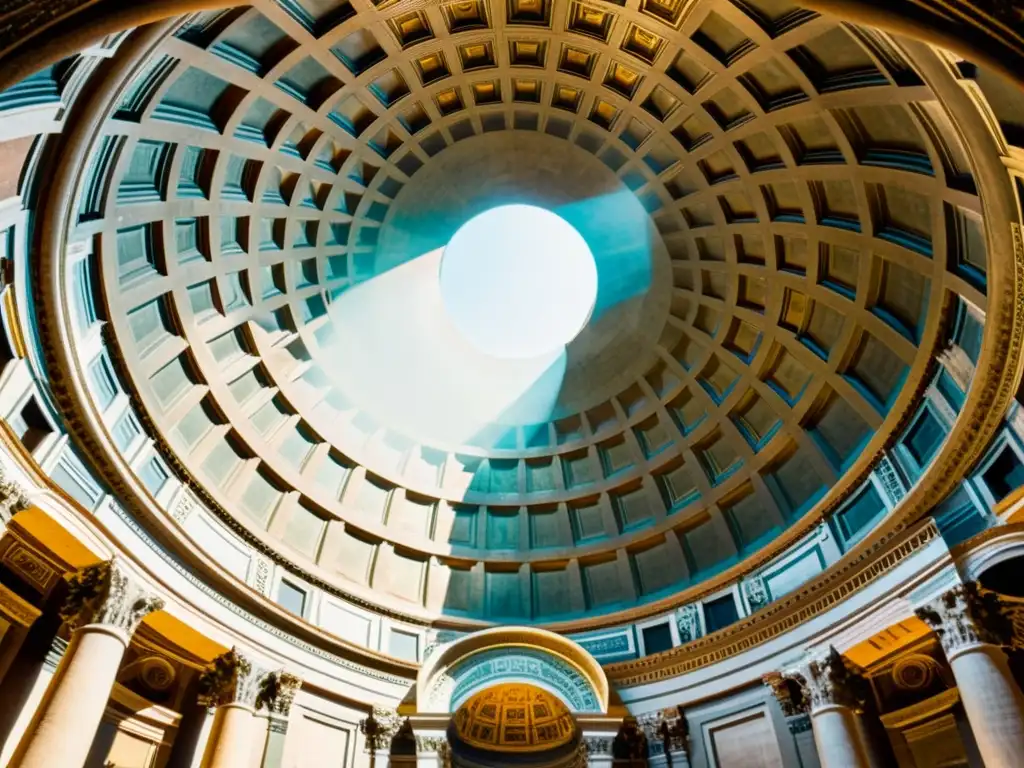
left=312, top=247, right=567, bottom=449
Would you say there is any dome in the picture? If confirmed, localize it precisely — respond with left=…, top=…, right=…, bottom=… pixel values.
left=22, top=0, right=1010, bottom=630
left=0, top=3, right=1023, bottom=768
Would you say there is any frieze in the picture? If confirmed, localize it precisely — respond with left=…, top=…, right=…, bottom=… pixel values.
left=608, top=520, right=939, bottom=685
left=171, top=488, right=196, bottom=525
left=743, top=576, right=769, bottom=613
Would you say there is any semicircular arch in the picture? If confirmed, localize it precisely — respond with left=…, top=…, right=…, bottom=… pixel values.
left=417, top=627, right=609, bottom=715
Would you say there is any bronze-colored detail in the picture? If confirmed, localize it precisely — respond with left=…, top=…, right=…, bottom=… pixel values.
left=0, top=540, right=60, bottom=593
left=0, top=581, right=42, bottom=627
left=607, top=520, right=938, bottom=685
left=197, top=648, right=271, bottom=709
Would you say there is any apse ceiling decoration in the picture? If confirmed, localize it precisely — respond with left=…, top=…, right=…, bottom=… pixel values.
left=453, top=683, right=576, bottom=752
left=59, top=0, right=992, bottom=625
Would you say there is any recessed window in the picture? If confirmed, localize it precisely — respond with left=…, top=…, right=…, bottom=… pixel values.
left=642, top=623, right=673, bottom=654
left=389, top=629, right=420, bottom=661
left=982, top=446, right=1024, bottom=503
left=703, top=595, right=739, bottom=633
left=276, top=580, right=307, bottom=616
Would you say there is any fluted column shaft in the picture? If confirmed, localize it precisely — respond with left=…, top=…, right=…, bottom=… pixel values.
left=770, top=648, right=872, bottom=768
left=8, top=559, right=163, bottom=768
left=949, top=642, right=1024, bottom=766
left=810, top=704, right=871, bottom=768
left=198, top=651, right=298, bottom=768
left=204, top=703, right=258, bottom=768
left=917, top=583, right=1024, bottom=767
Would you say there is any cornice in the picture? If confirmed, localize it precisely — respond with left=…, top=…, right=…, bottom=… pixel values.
left=605, top=519, right=940, bottom=686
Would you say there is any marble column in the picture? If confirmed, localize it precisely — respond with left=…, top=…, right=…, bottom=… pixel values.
left=259, top=672, right=302, bottom=768
left=775, top=648, right=872, bottom=768
left=8, top=558, right=164, bottom=768
left=916, top=583, right=1024, bottom=767
left=197, top=648, right=276, bottom=768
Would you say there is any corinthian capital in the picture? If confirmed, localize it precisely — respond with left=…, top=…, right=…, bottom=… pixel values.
left=763, top=671, right=808, bottom=717
left=198, top=648, right=274, bottom=709
left=0, top=465, right=30, bottom=523
left=59, top=557, right=164, bottom=636
left=915, top=582, right=1012, bottom=656
left=785, top=647, right=867, bottom=712
left=263, top=671, right=303, bottom=716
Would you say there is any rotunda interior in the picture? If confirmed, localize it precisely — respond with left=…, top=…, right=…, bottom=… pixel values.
left=0, top=0, right=1021, bottom=766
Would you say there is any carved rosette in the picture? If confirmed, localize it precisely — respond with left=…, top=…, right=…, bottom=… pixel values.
left=915, top=583, right=1013, bottom=657
left=784, top=647, right=867, bottom=713
left=59, top=558, right=164, bottom=636
left=198, top=648, right=273, bottom=709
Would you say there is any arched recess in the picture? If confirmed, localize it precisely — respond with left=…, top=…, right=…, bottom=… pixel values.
left=417, top=627, right=609, bottom=715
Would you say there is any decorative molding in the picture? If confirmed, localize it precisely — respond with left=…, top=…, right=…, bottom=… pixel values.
left=171, top=487, right=196, bottom=525
left=0, top=540, right=60, bottom=593
left=583, top=735, right=613, bottom=755
left=675, top=603, right=702, bottom=644
left=608, top=520, right=939, bottom=685
left=876, top=454, right=906, bottom=506
left=414, top=733, right=448, bottom=753
left=59, top=557, right=164, bottom=636
left=743, top=576, right=769, bottom=613
left=253, top=557, right=271, bottom=595
left=0, top=581, right=41, bottom=627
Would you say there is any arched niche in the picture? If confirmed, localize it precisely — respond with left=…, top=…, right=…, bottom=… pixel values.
left=416, top=627, right=609, bottom=715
